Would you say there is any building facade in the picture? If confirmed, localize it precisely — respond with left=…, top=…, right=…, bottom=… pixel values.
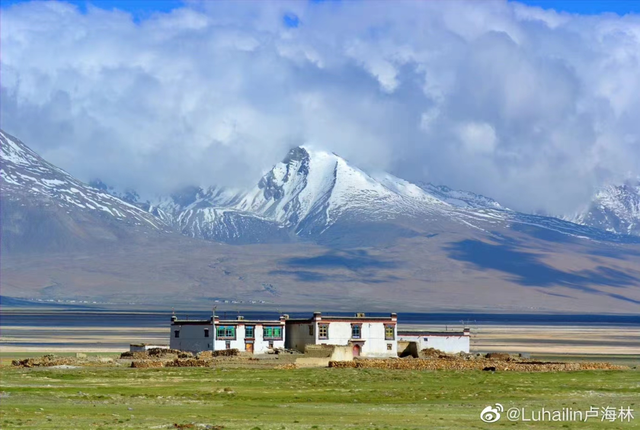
left=170, top=315, right=286, bottom=353
left=285, top=312, right=398, bottom=358
left=397, top=328, right=470, bottom=354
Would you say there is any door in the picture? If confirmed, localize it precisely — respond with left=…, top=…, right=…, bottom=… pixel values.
left=245, top=342, right=254, bottom=353
left=353, top=344, right=361, bottom=357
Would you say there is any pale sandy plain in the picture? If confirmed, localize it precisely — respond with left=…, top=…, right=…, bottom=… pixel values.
left=2, top=324, right=639, bottom=356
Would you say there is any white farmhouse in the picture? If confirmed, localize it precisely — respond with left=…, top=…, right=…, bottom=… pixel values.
left=285, top=312, right=398, bottom=358
left=170, top=315, right=286, bottom=354
left=397, top=328, right=470, bottom=354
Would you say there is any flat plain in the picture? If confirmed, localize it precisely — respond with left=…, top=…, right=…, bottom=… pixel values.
left=1, top=365, right=639, bottom=429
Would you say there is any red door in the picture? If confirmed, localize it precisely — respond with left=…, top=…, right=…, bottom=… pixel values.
left=353, top=344, right=361, bottom=357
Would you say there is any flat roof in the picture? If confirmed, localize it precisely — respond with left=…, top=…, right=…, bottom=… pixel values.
left=216, top=320, right=284, bottom=325
left=171, top=319, right=283, bottom=325
left=171, top=320, right=211, bottom=325
left=286, top=316, right=396, bottom=323
left=398, top=331, right=468, bottom=336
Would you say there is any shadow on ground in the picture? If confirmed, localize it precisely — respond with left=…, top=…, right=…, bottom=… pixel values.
left=446, top=239, right=640, bottom=305
left=270, top=250, right=401, bottom=283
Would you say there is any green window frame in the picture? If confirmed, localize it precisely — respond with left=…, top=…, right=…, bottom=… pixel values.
left=245, top=325, right=255, bottom=339
left=263, top=326, right=283, bottom=340
left=216, top=325, right=236, bottom=339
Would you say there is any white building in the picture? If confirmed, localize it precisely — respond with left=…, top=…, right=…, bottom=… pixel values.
left=130, top=344, right=169, bottom=353
left=397, top=328, right=470, bottom=354
left=285, top=312, right=398, bottom=358
left=170, top=315, right=286, bottom=354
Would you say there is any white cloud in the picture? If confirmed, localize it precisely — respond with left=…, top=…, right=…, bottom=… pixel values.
left=457, top=122, right=498, bottom=154
left=1, top=0, right=640, bottom=215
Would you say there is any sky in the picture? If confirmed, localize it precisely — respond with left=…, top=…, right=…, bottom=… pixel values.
left=2, top=0, right=640, bottom=216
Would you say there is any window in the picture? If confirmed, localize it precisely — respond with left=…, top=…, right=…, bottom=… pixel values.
left=245, top=325, right=255, bottom=339
left=385, top=324, right=395, bottom=340
left=351, top=324, right=361, bottom=339
left=225, top=341, right=231, bottom=349
left=174, top=330, right=180, bottom=338
left=263, top=326, right=283, bottom=340
left=318, top=324, right=328, bottom=340
left=204, top=328, right=209, bottom=338
left=387, top=343, right=393, bottom=351
left=308, top=324, right=314, bottom=336
left=216, top=325, right=236, bottom=339
left=268, top=341, right=274, bottom=349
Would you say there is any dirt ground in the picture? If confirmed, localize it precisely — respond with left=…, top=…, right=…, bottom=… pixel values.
left=8, top=346, right=633, bottom=373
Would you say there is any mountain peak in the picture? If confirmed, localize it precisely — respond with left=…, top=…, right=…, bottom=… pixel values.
left=573, top=180, right=640, bottom=236
left=283, top=145, right=312, bottom=164
left=233, top=144, right=451, bottom=238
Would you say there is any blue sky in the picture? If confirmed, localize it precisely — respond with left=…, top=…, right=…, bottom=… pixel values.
left=0, top=0, right=185, bottom=21
left=516, top=0, right=640, bottom=15
left=2, top=0, right=640, bottom=18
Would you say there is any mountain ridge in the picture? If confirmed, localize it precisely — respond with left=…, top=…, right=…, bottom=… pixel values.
left=81, top=145, right=640, bottom=246
left=3, top=130, right=640, bottom=312
left=3, top=129, right=639, bottom=249
left=0, top=130, right=169, bottom=253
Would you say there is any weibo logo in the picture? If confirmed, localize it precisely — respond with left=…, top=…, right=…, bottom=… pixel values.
left=480, top=404, right=504, bottom=423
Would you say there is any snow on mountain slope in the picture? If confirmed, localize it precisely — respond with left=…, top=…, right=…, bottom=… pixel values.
left=4, top=127, right=635, bottom=253
left=149, top=185, right=289, bottom=244
left=0, top=130, right=162, bottom=229
left=571, top=181, right=640, bottom=236
left=236, top=147, right=337, bottom=227
left=236, top=146, right=449, bottom=236
left=150, top=145, right=637, bottom=245
left=419, top=183, right=504, bottom=210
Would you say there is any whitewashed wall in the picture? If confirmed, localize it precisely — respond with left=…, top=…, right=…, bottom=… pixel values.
left=398, top=334, right=470, bottom=354
left=213, top=324, right=285, bottom=353
left=130, top=344, right=169, bottom=352
left=318, top=321, right=397, bottom=358
left=286, top=318, right=397, bottom=357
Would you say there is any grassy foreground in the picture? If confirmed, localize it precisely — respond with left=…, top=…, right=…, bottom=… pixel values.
left=0, top=366, right=638, bottom=429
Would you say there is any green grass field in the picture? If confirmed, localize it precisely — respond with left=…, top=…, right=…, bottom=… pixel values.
left=0, top=366, right=638, bottom=429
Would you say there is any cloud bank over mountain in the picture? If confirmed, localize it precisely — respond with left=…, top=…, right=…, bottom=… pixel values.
left=2, top=0, right=640, bottom=215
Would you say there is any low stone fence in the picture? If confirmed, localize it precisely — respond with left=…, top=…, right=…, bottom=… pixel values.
left=328, top=358, right=628, bottom=372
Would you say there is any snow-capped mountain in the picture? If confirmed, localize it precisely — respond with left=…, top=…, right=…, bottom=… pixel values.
left=4, top=129, right=636, bottom=251
left=236, top=147, right=447, bottom=237
left=149, top=146, right=457, bottom=244
left=148, top=145, right=637, bottom=246
left=5, top=129, right=640, bottom=313
left=0, top=130, right=164, bottom=253
left=571, top=181, right=640, bottom=236
left=148, top=147, right=447, bottom=243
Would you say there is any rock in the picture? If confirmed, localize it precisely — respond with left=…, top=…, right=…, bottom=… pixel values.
left=485, top=352, right=510, bottom=360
